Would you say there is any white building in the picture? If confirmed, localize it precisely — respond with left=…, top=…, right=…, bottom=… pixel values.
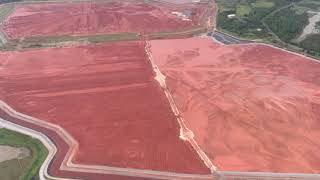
left=227, top=14, right=236, bottom=19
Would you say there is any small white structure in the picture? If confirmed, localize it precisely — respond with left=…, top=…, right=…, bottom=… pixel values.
left=171, top=11, right=191, bottom=21
left=227, top=14, right=236, bottom=19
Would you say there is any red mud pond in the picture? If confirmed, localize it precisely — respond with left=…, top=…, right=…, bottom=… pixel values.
left=2, top=1, right=207, bottom=39
left=150, top=37, right=320, bottom=173
left=0, top=41, right=209, bottom=174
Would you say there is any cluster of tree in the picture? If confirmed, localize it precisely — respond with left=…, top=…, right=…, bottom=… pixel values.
left=265, top=6, right=308, bottom=42
left=217, top=0, right=294, bottom=38
left=316, top=21, right=320, bottom=31
left=301, top=34, right=320, bottom=55
left=217, top=10, right=268, bottom=38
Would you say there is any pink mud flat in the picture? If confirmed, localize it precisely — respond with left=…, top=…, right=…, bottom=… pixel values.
left=2, top=1, right=206, bottom=39
left=0, top=41, right=209, bottom=174
left=150, top=37, right=320, bottom=173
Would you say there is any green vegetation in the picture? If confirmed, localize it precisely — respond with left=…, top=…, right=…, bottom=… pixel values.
left=0, top=4, right=14, bottom=23
left=148, top=26, right=207, bottom=39
left=0, top=33, right=140, bottom=50
left=23, top=33, right=139, bottom=44
left=251, top=0, right=275, bottom=8
left=236, top=4, right=252, bottom=17
left=0, top=0, right=66, bottom=3
left=216, top=0, right=320, bottom=59
left=265, top=6, right=308, bottom=42
left=216, top=0, right=292, bottom=40
left=316, top=21, right=320, bottom=31
left=301, top=34, right=320, bottom=56
left=0, top=0, right=22, bottom=4
left=87, top=33, right=140, bottom=43
left=298, top=1, right=320, bottom=11
left=0, top=25, right=206, bottom=50
left=0, top=128, right=48, bottom=180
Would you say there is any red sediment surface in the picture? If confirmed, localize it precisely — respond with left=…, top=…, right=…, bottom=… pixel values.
left=150, top=37, right=320, bottom=173
left=0, top=108, right=154, bottom=180
left=0, top=41, right=209, bottom=174
left=2, top=1, right=206, bottom=39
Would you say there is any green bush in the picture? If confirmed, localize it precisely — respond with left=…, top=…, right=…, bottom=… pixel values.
left=216, top=0, right=293, bottom=39
left=265, top=6, right=308, bottom=42
left=301, top=34, right=320, bottom=52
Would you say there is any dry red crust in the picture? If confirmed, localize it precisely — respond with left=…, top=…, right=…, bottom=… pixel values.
left=0, top=41, right=209, bottom=174
left=150, top=37, right=320, bottom=173
left=2, top=1, right=206, bottom=39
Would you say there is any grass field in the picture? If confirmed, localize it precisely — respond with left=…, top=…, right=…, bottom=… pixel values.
left=236, top=4, right=251, bottom=17
left=148, top=26, right=207, bottom=39
left=22, top=33, right=139, bottom=44
left=251, top=0, right=275, bottom=8
left=0, top=32, right=140, bottom=50
left=0, top=128, right=48, bottom=180
left=0, top=25, right=207, bottom=51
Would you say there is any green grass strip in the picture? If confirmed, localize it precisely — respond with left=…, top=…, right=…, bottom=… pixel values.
left=0, top=128, right=48, bottom=180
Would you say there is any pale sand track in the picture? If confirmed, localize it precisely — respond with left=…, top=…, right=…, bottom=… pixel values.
left=144, top=38, right=217, bottom=173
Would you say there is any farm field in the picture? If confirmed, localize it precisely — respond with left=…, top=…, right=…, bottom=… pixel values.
left=2, top=1, right=207, bottom=39
left=150, top=37, right=320, bottom=173
left=0, top=41, right=209, bottom=174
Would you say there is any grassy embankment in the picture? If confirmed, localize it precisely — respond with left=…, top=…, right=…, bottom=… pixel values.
left=0, top=4, right=15, bottom=45
left=0, top=26, right=208, bottom=50
left=0, top=33, right=141, bottom=50
left=0, top=128, right=48, bottom=180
